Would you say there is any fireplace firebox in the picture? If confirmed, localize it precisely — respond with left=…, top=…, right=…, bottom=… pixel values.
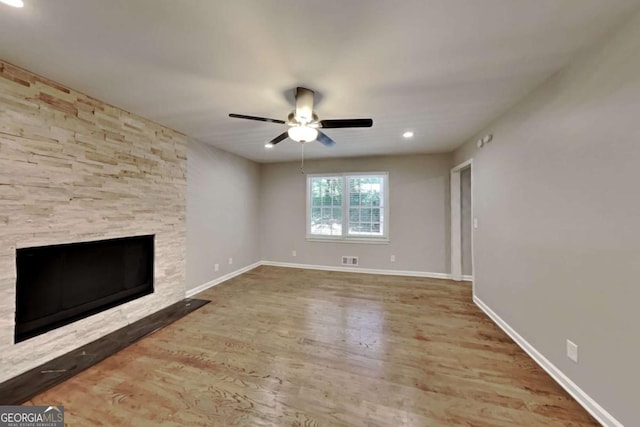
left=15, top=235, right=154, bottom=343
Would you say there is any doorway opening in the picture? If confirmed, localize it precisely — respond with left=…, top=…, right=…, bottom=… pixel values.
left=450, top=159, right=473, bottom=283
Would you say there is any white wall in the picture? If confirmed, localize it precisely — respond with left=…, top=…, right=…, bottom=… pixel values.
left=259, top=154, right=452, bottom=274
left=453, top=10, right=640, bottom=425
left=186, top=139, right=261, bottom=291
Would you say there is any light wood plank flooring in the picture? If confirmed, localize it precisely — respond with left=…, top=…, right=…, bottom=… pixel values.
left=29, top=266, right=597, bottom=426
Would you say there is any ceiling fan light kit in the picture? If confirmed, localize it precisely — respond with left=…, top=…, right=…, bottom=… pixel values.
left=288, top=125, right=318, bottom=143
left=229, top=86, right=373, bottom=148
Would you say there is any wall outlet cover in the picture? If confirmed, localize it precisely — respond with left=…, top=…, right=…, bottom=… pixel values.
left=341, top=256, right=359, bottom=266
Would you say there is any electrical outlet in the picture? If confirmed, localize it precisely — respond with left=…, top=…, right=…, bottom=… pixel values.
left=341, top=256, right=358, bottom=266
left=390, top=255, right=396, bottom=262
left=292, top=250, right=297, bottom=257
left=567, top=340, right=578, bottom=363
left=228, top=257, right=233, bottom=265
left=473, top=218, right=478, bottom=229
left=214, top=263, right=219, bottom=272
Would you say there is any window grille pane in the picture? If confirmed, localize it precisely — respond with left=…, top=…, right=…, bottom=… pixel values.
left=309, top=174, right=386, bottom=239
left=347, top=175, right=384, bottom=236
left=309, top=176, right=343, bottom=236
left=333, top=208, right=342, bottom=221
left=311, top=183, right=322, bottom=205
left=348, top=208, right=358, bottom=222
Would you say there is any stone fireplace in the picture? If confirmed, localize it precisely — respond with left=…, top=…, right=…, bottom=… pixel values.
left=0, top=61, right=187, bottom=383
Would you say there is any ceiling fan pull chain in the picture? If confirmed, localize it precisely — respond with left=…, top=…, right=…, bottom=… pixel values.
left=300, top=143, right=305, bottom=174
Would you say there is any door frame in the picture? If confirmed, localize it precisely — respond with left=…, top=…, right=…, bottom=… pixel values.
left=450, top=159, right=474, bottom=283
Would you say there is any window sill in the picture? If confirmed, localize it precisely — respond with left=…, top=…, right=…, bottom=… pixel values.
left=306, top=237, right=390, bottom=245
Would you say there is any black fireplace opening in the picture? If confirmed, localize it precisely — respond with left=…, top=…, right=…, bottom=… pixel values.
left=15, top=235, right=154, bottom=343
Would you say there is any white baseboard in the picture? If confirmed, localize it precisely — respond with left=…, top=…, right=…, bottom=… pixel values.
left=261, top=260, right=452, bottom=280
left=462, top=275, right=473, bottom=282
left=473, top=296, right=622, bottom=427
left=186, top=261, right=452, bottom=298
left=185, top=261, right=262, bottom=298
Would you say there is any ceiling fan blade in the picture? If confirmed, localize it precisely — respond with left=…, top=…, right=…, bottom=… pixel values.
left=317, top=131, right=336, bottom=147
left=319, top=118, right=373, bottom=128
left=269, top=132, right=289, bottom=146
left=229, top=113, right=285, bottom=124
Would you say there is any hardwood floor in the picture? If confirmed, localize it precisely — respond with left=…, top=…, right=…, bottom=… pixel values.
left=29, top=266, right=597, bottom=426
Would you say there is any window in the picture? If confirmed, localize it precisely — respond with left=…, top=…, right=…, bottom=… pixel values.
left=307, top=173, right=388, bottom=241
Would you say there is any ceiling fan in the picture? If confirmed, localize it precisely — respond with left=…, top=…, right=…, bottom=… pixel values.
left=229, top=87, right=373, bottom=148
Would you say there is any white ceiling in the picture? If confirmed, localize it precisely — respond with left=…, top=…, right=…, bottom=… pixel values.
left=1, top=0, right=638, bottom=162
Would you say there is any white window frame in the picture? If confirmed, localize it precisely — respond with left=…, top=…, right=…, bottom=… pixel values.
left=306, top=172, right=390, bottom=243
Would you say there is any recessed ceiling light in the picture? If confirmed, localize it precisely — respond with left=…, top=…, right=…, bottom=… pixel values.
left=0, top=0, right=24, bottom=8
left=403, top=131, right=414, bottom=139
left=264, top=142, right=274, bottom=149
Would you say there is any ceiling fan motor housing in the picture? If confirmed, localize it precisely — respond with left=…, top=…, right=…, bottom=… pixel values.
left=287, top=112, right=319, bottom=127
left=295, top=87, right=315, bottom=123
